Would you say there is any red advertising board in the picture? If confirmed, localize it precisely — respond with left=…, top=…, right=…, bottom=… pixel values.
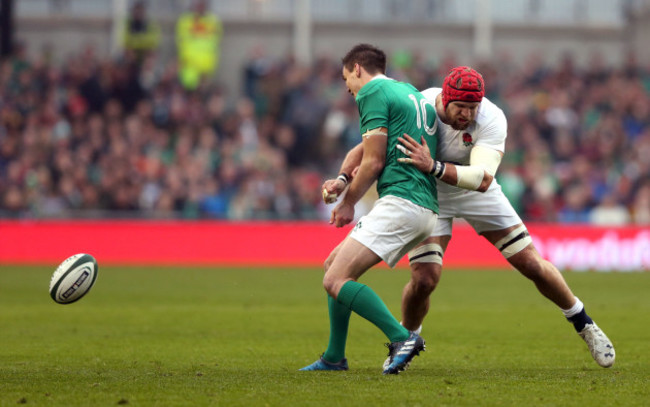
left=0, top=220, right=647, bottom=271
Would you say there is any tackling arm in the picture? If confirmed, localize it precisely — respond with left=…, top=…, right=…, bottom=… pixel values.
left=437, top=145, right=502, bottom=192
left=397, top=133, right=502, bottom=193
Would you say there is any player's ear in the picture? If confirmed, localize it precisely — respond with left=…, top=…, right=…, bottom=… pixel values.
left=354, top=63, right=361, bottom=77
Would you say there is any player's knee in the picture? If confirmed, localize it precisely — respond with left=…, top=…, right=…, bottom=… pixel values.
left=408, top=242, right=444, bottom=295
left=322, top=273, right=346, bottom=298
left=410, top=262, right=441, bottom=295
left=323, top=256, right=333, bottom=273
left=322, top=273, right=336, bottom=297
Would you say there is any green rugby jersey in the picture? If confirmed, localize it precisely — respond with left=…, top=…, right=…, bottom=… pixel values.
left=356, top=76, right=439, bottom=213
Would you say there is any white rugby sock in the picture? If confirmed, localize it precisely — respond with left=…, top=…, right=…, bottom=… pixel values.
left=561, top=297, right=584, bottom=318
left=400, top=321, right=423, bottom=335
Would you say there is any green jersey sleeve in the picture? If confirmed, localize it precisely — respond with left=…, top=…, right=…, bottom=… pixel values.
left=357, top=85, right=389, bottom=134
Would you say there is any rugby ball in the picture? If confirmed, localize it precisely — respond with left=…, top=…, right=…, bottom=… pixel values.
left=322, top=187, right=338, bottom=204
left=49, top=253, right=98, bottom=304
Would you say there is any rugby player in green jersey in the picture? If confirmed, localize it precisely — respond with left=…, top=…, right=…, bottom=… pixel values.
left=300, top=44, right=439, bottom=374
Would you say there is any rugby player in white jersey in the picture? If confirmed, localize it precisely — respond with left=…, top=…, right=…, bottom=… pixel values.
left=322, top=66, right=615, bottom=368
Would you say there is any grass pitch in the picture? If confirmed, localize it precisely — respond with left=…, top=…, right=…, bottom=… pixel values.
left=0, top=265, right=648, bottom=406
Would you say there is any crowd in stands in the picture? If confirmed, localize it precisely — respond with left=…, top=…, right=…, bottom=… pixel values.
left=0, top=41, right=649, bottom=224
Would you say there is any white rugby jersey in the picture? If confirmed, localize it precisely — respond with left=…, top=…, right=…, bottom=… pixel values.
left=420, top=87, right=507, bottom=195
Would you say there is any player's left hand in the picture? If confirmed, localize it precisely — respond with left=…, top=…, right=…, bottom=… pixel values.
left=330, top=201, right=355, bottom=228
left=397, top=133, right=434, bottom=174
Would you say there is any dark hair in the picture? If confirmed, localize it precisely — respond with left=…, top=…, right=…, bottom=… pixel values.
left=341, top=44, right=386, bottom=75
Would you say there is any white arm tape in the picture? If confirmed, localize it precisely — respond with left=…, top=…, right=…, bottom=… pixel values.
left=362, top=128, right=388, bottom=138
left=454, top=146, right=503, bottom=191
left=455, top=165, right=484, bottom=190
left=470, top=145, right=502, bottom=176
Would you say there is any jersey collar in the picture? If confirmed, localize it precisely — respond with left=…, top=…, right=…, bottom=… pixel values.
left=370, top=74, right=391, bottom=82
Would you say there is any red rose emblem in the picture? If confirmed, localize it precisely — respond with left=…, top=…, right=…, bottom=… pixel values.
left=462, top=133, right=473, bottom=147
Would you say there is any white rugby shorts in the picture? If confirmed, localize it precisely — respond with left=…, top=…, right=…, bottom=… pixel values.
left=350, top=195, right=437, bottom=268
left=432, top=184, right=522, bottom=236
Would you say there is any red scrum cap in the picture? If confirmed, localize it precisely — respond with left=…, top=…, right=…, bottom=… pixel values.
left=441, top=66, right=485, bottom=109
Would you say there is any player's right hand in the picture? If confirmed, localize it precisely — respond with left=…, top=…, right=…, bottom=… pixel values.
left=397, top=133, right=435, bottom=174
left=330, top=201, right=354, bottom=227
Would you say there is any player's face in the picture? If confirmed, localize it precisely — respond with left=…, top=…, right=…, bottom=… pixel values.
left=446, top=101, right=480, bottom=130
left=342, top=65, right=361, bottom=97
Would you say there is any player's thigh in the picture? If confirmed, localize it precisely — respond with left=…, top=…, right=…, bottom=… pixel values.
left=325, top=236, right=382, bottom=284
left=324, top=237, right=348, bottom=272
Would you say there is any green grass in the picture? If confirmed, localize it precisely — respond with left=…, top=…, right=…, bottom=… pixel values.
left=0, top=265, right=648, bottom=406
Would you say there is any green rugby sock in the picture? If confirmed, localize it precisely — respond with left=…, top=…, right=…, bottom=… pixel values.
left=322, top=295, right=351, bottom=363
left=337, top=280, right=409, bottom=343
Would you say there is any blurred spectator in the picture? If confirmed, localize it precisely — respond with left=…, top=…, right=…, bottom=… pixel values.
left=558, top=183, right=592, bottom=223
left=589, top=193, right=631, bottom=225
left=1, top=42, right=649, bottom=224
left=121, top=1, right=161, bottom=64
left=631, top=181, right=650, bottom=224
left=176, top=0, right=223, bottom=90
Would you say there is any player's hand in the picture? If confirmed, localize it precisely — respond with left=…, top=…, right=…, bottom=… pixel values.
left=330, top=201, right=355, bottom=228
left=397, top=133, right=435, bottom=174
left=321, top=178, right=347, bottom=204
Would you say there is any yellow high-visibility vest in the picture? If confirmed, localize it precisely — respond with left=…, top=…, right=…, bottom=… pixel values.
left=122, top=19, right=161, bottom=52
left=176, top=12, right=223, bottom=73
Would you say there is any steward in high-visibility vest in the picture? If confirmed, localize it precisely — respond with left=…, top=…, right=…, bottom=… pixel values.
left=176, top=2, right=223, bottom=90
left=122, top=1, right=161, bottom=62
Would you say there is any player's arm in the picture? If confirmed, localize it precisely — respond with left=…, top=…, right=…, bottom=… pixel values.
left=330, top=128, right=386, bottom=227
left=397, top=133, right=502, bottom=193
left=343, top=128, right=386, bottom=205
left=338, top=142, right=363, bottom=182
left=321, top=143, right=363, bottom=203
